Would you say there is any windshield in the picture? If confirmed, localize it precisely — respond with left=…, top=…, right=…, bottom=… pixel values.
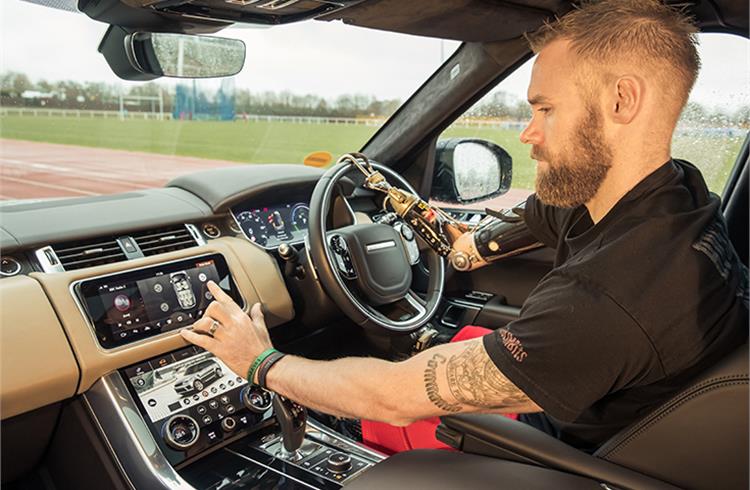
left=0, top=0, right=459, bottom=201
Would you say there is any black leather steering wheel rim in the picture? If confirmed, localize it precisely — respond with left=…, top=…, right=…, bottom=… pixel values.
left=308, top=161, right=444, bottom=333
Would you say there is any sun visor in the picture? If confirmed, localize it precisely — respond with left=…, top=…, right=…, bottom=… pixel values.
left=317, top=0, right=569, bottom=43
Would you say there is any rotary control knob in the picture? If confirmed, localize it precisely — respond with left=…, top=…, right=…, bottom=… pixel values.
left=240, top=385, right=273, bottom=413
left=326, top=453, right=352, bottom=474
left=162, top=414, right=200, bottom=450
left=221, top=416, right=237, bottom=432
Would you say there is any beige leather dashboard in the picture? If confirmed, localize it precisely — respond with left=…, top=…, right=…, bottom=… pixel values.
left=1, top=236, right=293, bottom=418
left=0, top=276, right=79, bottom=419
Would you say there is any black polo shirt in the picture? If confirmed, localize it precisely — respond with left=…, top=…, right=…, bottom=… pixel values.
left=483, top=159, right=748, bottom=450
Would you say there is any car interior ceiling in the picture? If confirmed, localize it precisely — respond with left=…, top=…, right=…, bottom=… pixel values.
left=1, top=0, right=748, bottom=489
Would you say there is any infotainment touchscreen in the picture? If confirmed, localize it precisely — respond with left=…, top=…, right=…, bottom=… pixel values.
left=76, top=253, right=243, bottom=349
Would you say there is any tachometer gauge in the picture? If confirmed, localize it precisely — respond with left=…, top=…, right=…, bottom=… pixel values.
left=291, top=204, right=310, bottom=232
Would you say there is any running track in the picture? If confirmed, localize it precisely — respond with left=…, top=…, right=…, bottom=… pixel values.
left=0, top=139, right=530, bottom=208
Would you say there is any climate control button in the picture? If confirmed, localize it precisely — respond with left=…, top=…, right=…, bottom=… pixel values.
left=162, top=414, right=200, bottom=450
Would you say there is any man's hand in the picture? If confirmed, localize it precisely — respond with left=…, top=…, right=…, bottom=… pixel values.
left=180, top=281, right=272, bottom=381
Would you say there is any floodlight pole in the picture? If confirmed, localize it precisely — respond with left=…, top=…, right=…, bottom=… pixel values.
left=119, top=88, right=124, bottom=121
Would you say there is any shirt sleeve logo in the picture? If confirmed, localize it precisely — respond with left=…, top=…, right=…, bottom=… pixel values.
left=499, top=328, right=528, bottom=363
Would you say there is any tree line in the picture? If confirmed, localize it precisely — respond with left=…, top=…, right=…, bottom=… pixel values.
left=1, top=71, right=748, bottom=125
left=0, top=71, right=402, bottom=119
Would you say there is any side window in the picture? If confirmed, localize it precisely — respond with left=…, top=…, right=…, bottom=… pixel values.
left=432, top=33, right=748, bottom=212
left=673, top=33, right=749, bottom=195
left=433, top=58, right=536, bottom=213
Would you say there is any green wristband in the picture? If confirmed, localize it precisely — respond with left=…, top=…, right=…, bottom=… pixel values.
left=247, top=348, right=278, bottom=385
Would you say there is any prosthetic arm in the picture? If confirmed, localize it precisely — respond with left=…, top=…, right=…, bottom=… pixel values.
left=346, top=153, right=542, bottom=271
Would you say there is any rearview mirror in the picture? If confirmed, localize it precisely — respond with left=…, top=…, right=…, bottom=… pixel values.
left=431, top=138, right=512, bottom=204
left=99, top=26, right=246, bottom=81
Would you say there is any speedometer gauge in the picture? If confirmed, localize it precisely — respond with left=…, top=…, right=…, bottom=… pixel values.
left=291, top=204, right=309, bottom=232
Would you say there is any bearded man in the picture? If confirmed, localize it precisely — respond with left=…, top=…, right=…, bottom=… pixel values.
left=181, top=0, right=748, bottom=452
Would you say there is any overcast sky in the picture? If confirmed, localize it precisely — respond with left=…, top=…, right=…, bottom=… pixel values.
left=2, top=0, right=748, bottom=109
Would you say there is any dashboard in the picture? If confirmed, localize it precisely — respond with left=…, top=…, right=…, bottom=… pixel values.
left=0, top=164, right=321, bottom=421
left=232, top=202, right=310, bottom=249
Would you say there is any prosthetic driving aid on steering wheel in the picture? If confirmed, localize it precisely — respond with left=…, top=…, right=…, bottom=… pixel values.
left=345, top=152, right=542, bottom=271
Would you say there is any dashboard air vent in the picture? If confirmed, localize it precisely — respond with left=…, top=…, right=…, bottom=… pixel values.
left=52, top=238, right=127, bottom=271
left=131, top=225, right=200, bottom=256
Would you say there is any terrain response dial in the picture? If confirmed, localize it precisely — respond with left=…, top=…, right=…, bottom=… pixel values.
left=326, top=453, right=352, bottom=474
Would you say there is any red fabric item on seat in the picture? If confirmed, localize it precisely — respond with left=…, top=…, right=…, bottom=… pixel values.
left=360, top=325, right=518, bottom=454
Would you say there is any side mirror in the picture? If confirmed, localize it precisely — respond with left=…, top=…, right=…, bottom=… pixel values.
left=431, top=138, right=512, bottom=205
left=98, top=26, right=246, bottom=81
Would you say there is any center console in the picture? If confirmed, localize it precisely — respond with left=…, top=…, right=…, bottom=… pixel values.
left=74, top=251, right=383, bottom=488
left=122, top=345, right=272, bottom=465
left=84, top=346, right=384, bottom=490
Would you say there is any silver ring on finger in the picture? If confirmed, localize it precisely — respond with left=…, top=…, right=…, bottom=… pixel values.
left=208, top=319, right=221, bottom=336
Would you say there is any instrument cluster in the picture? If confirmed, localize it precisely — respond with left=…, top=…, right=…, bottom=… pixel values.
left=232, top=202, right=310, bottom=249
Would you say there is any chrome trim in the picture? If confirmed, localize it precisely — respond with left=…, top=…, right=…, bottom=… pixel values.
left=404, top=292, right=428, bottom=317
left=306, top=418, right=385, bottom=463
left=227, top=418, right=384, bottom=487
left=319, top=163, right=444, bottom=332
left=35, top=245, right=65, bottom=273
left=224, top=448, right=318, bottom=489
left=303, top=235, right=318, bottom=281
left=124, top=34, right=147, bottom=75
left=82, top=372, right=195, bottom=489
left=365, top=240, right=396, bottom=252
left=201, top=223, right=222, bottom=239
left=392, top=222, right=420, bottom=265
left=68, top=252, right=248, bottom=354
left=185, top=223, right=207, bottom=246
left=258, top=0, right=301, bottom=9
left=0, top=256, right=22, bottom=277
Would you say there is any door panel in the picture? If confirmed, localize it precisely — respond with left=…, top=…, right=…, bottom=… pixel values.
left=440, top=246, right=554, bottom=329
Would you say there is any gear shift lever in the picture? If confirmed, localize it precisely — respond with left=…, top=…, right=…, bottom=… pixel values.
left=272, top=394, right=307, bottom=457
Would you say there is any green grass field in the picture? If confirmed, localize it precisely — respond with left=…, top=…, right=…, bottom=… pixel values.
left=0, top=115, right=743, bottom=194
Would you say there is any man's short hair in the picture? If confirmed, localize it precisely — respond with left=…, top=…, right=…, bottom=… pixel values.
left=527, top=0, right=700, bottom=112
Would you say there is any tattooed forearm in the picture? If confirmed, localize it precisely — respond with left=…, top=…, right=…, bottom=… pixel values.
left=424, top=353, right=462, bottom=413
left=422, top=340, right=533, bottom=413
left=446, top=342, right=531, bottom=408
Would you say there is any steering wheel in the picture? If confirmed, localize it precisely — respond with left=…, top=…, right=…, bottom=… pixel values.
left=308, top=160, right=444, bottom=333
